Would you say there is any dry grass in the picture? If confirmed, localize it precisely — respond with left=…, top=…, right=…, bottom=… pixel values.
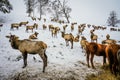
left=85, top=65, right=120, bottom=80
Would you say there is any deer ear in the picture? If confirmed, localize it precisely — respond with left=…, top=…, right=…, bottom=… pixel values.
left=5, top=35, right=10, bottom=38
left=6, top=32, right=12, bottom=38
left=15, top=37, right=19, bottom=40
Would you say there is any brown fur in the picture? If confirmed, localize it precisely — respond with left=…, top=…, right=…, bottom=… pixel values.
left=11, top=23, right=20, bottom=30
left=85, top=42, right=107, bottom=68
left=31, top=17, right=36, bottom=21
left=117, top=49, right=120, bottom=74
left=34, top=23, right=38, bottom=29
left=102, top=39, right=116, bottom=45
left=78, top=27, right=83, bottom=34
left=80, top=36, right=88, bottom=54
left=51, top=27, right=60, bottom=38
left=29, top=32, right=39, bottom=39
left=106, top=34, right=110, bottom=40
left=74, top=35, right=80, bottom=42
left=61, top=32, right=74, bottom=49
left=19, top=21, right=29, bottom=26
left=55, top=27, right=60, bottom=33
left=7, top=35, right=47, bottom=72
left=48, top=24, right=54, bottom=31
left=105, top=44, right=120, bottom=75
left=71, top=25, right=74, bottom=32
left=90, top=33, right=98, bottom=43
left=43, top=24, right=47, bottom=30
left=90, top=29, right=95, bottom=33
left=26, top=23, right=37, bottom=32
left=26, top=26, right=34, bottom=32
left=63, top=25, right=68, bottom=32
left=51, top=29, right=57, bottom=38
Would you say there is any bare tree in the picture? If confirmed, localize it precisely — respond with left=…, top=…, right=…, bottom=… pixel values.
left=37, top=0, right=49, bottom=20
left=50, top=0, right=62, bottom=20
left=24, top=0, right=32, bottom=17
left=31, top=0, right=38, bottom=17
left=107, top=11, right=120, bottom=27
left=0, top=0, right=13, bottom=13
left=24, top=0, right=37, bottom=17
left=58, top=0, right=71, bottom=23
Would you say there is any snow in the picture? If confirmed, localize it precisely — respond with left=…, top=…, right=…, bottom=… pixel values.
left=0, top=0, right=120, bottom=80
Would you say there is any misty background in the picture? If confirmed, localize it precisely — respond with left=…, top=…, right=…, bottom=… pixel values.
left=6, top=0, right=120, bottom=26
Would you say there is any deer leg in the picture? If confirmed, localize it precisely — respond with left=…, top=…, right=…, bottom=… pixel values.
left=56, top=33, right=57, bottom=38
left=39, top=51, right=48, bottom=73
left=70, top=40, right=73, bottom=49
left=22, top=53, right=28, bottom=68
left=81, top=46, right=85, bottom=54
left=84, top=49, right=87, bottom=56
left=32, top=29, right=33, bottom=33
left=52, top=33, right=53, bottom=37
left=109, top=63, right=113, bottom=74
left=65, top=40, right=69, bottom=46
left=112, top=64, right=117, bottom=76
left=103, top=56, right=106, bottom=65
left=26, top=29, right=28, bottom=32
left=91, top=53, right=95, bottom=69
left=86, top=52, right=90, bottom=68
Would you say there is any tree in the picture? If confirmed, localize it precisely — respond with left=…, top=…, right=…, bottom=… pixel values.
left=31, top=0, right=38, bottom=17
left=107, top=11, right=120, bottom=27
left=24, top=0, right=33, bottom=17
left=50, top=0, right=62, bottom=20
left=49, top=0, right=71, bottom=23
left=58, top=0, right=71, bottom=23
left=24, top=0, right=38, bottom=17
left=37, top=0, right=49, bottom=20
left=0, top=0, right=13, bottom=13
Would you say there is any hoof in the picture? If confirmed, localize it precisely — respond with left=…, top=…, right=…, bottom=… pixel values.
left=22, top=65, right=26, bottom=68
left=42, top=70, right=45, bottom=73
left=88, top=65, right=90, bottom=68
left=22, top=66, right=25, bottom=68
left=92, top=67, right=96, bottom=69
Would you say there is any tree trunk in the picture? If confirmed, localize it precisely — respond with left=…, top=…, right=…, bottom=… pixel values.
left=28, top=13, right=31, bottom=17
left=64, top=10, right=70, bottom=23
left=39, top=2, right=42, bottom=20
left=65, top=15, right=70, bottom=23
left=33, top=9, right=35, bottom=17
left=39, top=7, right=42, bottom=20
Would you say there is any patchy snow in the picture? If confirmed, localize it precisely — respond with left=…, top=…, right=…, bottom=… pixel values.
left=0, top=0, right=120, bottom=80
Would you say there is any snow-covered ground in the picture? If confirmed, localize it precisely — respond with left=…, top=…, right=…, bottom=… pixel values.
left=0, top=0, right=120, bottom=80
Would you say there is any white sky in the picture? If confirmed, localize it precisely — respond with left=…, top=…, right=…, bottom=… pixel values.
left=6, top=0, right=120, bottom=26
left=68, top=0, right=120, bottom=25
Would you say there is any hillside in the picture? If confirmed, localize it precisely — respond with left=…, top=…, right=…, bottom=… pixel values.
left=0, top=0, right=120, bottom=80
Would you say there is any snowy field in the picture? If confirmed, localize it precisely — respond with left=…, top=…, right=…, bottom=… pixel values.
left=0, top=0, right=120, bottom=80
left=0, top=13, right=120, bottom=80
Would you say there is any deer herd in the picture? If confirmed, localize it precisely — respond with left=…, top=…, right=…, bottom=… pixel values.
left=4, top=17, right=120, bottom=76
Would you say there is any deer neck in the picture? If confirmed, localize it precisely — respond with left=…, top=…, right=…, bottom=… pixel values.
left=62, top=33, right=65, bottom=38
left=11, top=39, right=21, bottom=49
